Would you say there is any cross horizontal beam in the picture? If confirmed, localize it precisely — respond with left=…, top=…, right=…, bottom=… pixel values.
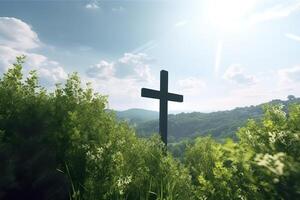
left=141, top=88, right=183, bottom=102
left=141, top=88, right=160, bottom=99
left=168, top=92, right=183, bottom=102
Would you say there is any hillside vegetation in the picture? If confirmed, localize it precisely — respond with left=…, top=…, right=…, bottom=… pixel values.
left=0, top=57, right=299, bottom=200
left=115, top=109, right=158, bottom=124
left=116, top=98, right=300, bottom=141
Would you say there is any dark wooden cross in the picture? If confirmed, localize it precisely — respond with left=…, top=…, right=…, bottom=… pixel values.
left=141, top=70, right=183, bottom=146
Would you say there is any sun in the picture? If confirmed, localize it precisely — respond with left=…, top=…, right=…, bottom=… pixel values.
left=205, top=0, right=259, bottom=33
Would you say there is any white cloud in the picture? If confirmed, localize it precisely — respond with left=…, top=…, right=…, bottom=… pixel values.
left=0, top=45, right=20, bottom=73
left=85, top=53, right=157, bottom=110
left=87, top=74, right=155, bottom=110
left=0, top=17, right=40, bottom=50
left=85, top=0, right=100, bottom=9
left=276, top=66, right=300, bottom=99
left=0, top=17, right=68, bottom=87
left=38, top=63, right=67, bottom=86
left=117, top=53, right=154, bottom=82
left=178, top=77, right=206, bottom=95
left=278, top=65, right=300, bottom=83
left=25, top=53, right=67, bottom=86
left=223, top=64, right=256, bottom=86
left=86, top=53, right=154, bottom=82
left=250, top=1, right=300, bottom=25
left=86, top=4, right=99, bottom=9
left=86, top=60, right=114, bottom=79
left=118, top=53, right=152, bottom=65
left=0, top=45, right=67, bottom=87
left=286, top=33, right=300, bottom=42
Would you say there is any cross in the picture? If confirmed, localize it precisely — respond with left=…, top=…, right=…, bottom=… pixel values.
left=141, top=70, right=183, bottom=146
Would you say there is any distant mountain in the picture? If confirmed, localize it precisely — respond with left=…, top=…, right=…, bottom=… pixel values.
left=115, top=108, right=158, bottom=125
left=115, top=96, right=300, bottom=142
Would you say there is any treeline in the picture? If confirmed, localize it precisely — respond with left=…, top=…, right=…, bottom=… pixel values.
left=135, top=97, right=300, bottom=142
left=0, top=57, right=299, bottom=200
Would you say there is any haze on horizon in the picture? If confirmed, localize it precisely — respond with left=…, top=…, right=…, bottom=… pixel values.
left=0, top=0, right=300, bottom=112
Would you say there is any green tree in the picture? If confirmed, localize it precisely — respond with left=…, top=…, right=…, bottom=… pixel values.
left=185, top=137, right=259, bottom=200
left=0, top=56, right=194, bottom=200
left=238, top=104, right=300, bottom=199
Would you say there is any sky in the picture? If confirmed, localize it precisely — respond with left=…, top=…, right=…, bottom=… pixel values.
left=0, top=0, right=300, bottom=112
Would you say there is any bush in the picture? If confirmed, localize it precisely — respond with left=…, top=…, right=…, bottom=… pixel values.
left=0, top=56, right=194, bottom=200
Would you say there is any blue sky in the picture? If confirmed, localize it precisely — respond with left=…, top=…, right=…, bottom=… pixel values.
left=0, top=0, right=300, bottom=112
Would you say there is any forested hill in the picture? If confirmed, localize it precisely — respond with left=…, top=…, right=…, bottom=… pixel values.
left=116, top=96, right=300, bottom=141
left=114, top=108, right=158, bottom=124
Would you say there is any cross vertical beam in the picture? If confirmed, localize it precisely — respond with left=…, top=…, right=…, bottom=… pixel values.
left=141, top=70, right=183, bottom=146
left=160, top=70, right=168, bottom=145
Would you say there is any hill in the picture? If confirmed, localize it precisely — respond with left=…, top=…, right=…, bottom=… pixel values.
left=115, top=108, right=158, bottom=124
left=116, top=96, right=300, bottom=141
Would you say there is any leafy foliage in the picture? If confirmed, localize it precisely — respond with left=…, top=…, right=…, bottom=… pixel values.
left=0, top=57, right=192, bottom=200
left=0, top=57, right=299, bottom=200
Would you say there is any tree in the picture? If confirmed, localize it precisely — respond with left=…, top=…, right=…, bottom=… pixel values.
left=185, top=137, right=259, bottom=200
left=238, top=104, right=300, bottom=199
left=0, top=56, right=194, bottom=200
left=287, top=95, right=296, bottom=101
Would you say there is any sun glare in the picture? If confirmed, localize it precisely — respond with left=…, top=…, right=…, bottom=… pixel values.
left=206, top=0, right=259, bottom=33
